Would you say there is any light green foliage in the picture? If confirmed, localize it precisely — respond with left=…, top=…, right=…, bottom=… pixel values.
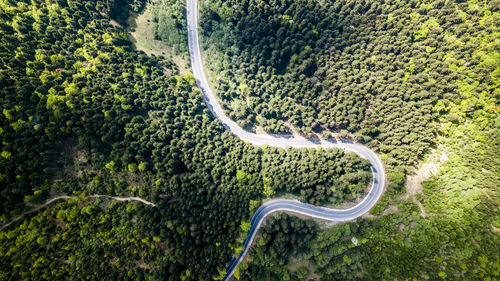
left=127, top=163, right=137, bottom=173
left=240, top=220, right=251, bottom=233
left=64, top=83, right=79, bottom=96
left=105, top=161, right=116, bottom=172
left=236, top=169, right=246, bottom=181
left=233, top=266, right=240, bottom=280
left=147, top=0, right=187, bottom=53
left=46, top=89, right=65, bottom=110
left=262, top=184, right=274, bottom=197
left=237, top=83, right=248, bottom=94
left=249, top=199, right=260, bottom=211
left=9, top=119, right=25, bottom=131
left=2, top=109, right=12, bottom=120
left=181, top=72, right=195, bottom=85
left=1, top=151, right=11, bottom=159
left=240, top=1, right=499, bottom=280
left=0, top=198, right=162, bottom=279
left=102, top=33, right=113, bottom=44
left=138, top=161, right=147, bottom=172
left=213, top=267, right=227, bottom=280
left=180, top=269, right=191, bottom=281
left=414, top=17, right=441, bottom=41
left=134, top=65, right=147, bottom=76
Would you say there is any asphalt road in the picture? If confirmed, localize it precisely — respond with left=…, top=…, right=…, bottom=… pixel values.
left=186, top=0, right=385, bottom=279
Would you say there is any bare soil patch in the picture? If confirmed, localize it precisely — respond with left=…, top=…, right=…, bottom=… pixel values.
left=404, top=147, right=448, bottom=217
left=405, top=148, right=448, bottom=199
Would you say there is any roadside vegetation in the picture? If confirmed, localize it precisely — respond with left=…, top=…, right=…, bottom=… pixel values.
left=0, top=0, right=497, bottom=280
left=0, top=0, right=371, bottom=279
left=230, top=0, right=500, bottom=279
left=200, top=0, right=496, bottom=172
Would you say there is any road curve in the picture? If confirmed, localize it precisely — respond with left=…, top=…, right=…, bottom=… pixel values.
left=185, top=0, right=385, bottom=279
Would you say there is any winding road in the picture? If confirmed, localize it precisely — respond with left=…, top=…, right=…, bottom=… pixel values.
left=185, top=0, right=386, bottom=279
left=3, top=3, right=385, bottom=280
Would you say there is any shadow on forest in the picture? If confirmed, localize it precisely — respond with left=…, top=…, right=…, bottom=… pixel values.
left=201, top=0, right=381, bottom=78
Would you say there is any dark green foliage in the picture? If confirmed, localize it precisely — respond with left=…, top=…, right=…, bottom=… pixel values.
left=0, top=0, right=497, bottom=280
left=111, top=0, right=146, bottom=24
left=0, top=198, right=171, bottom=280
left=261, top=148, right=371, bottom=205
left=0, top=0, right=371, bottom=279
left=201, top=0, right=496, bottom=172
left=238, top=213, right=318, bottom=281
left=235, top=0, right=499, bottom=280
left=241, top=213, right=499, bottom=281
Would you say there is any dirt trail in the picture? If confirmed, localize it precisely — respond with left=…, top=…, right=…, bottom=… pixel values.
left=1, top=195, right=156, bottom=231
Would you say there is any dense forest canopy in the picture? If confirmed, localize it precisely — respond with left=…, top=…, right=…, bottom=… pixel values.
left=200, top=0, right=499, bottom=172
left=0, top=0, right=374, bottom=279
left=193, top=0, right=498, bottom=279
left=0, top=0, right=498, bottom=280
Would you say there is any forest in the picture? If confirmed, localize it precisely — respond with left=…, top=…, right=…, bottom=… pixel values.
left=0, top=0, right=373, bottom=280
left=200, top=0, right=497, bottom=174
left=214, top=0, right=498, bottom=280
left=0, top=0, right=498, bottom=280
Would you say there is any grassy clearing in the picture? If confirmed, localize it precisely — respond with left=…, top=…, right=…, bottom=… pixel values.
left=128, top=6, right=189, bottom=73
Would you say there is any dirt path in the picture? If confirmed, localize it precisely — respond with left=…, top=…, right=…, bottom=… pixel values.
left=87, top=195, right=156, bottom=206
left=1, top=195, right=156, bottom=231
